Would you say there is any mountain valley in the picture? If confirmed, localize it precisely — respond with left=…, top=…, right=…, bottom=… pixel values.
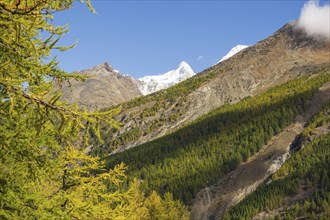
left=3, top=1, right=330, bottom=219
left=59, top=21, right=330, bottom=220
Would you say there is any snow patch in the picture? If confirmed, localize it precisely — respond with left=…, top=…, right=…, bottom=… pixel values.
left=218, top=45, right=249, bottom=63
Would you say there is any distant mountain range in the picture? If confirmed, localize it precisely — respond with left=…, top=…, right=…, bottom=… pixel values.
left=60, top=45, right=246, bottom=109
left=60, top=62, right=195, bottom=109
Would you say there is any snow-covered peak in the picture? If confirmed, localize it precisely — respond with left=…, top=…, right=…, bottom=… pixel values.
left=218, top=45, right=249, bottom=63
left=178, top=61, right=191, bottom=69
left=177, top=61, right=194, bottom=74
left=138, top=61, right=195, bottom=95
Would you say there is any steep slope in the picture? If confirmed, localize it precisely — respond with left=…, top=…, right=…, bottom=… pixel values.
left=97, top=22, right=330, bottom=154
left=105, top=72, right=330, bottom=212
left=223, top=104, right=330, bottom=220
left=138, top=61, right=195, bottom=95
left=191, top=82, right=330, bottom=220
left=60, top=62, right=142, bottom=110
left=217, top=44, right=249, bottom=63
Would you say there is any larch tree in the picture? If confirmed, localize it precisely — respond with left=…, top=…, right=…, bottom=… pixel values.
left=0, top=0, right=188, bottom=219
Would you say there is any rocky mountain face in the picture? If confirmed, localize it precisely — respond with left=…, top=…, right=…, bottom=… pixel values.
left=60, top=62, right=142, bottom=110
left=138, top=61, right=195, bottom=95
left=60, top=61, right=195, bottom=109
left=100, top=22, right=329, bottom=154
left=184, top=22, right=329, bottom=124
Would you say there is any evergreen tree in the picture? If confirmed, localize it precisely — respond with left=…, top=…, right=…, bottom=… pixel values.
left=0, top=1, right=188, bottom=219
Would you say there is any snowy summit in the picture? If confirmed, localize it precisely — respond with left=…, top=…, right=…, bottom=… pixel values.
left=138, top=61, right=195, bottom=95
left=218, top=45, right=249, bottom=63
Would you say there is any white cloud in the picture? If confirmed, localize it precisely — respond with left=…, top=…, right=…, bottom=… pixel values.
left=196, top=55, right=204, bottom=62
left=297, top=0, right=330, bottom=40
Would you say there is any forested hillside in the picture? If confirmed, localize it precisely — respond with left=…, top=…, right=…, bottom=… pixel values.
left=106, top=71, right=330, bottom=206
left=223, top=103, right=330, bottom=219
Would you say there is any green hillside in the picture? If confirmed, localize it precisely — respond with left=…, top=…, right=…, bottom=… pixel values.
left=223, top=103, right=330, bottom=220
left=105, top=70, right=330, bottom=205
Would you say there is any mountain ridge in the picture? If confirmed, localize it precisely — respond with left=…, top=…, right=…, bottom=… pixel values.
left=59, top=43, right=255, bottom=109
left=60, top=61, right=196, bottom=109
left=99, top=22, right=329, bottom=154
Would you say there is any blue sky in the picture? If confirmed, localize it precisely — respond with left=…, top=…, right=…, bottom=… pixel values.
left=52, top=0, right=312, bottom=78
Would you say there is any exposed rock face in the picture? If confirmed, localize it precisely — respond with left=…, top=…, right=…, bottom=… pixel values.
left=108, top=22, right=330, bottom=153
left=60, top=62, right=142, bottom=110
